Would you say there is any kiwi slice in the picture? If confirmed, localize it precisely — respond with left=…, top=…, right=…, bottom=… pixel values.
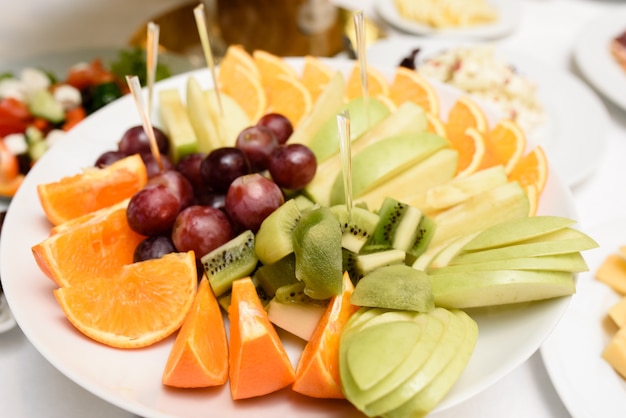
left=330, top=204, right=380, bottom=254
left=201, top=230, right=258, bottom=297
left=255, top=199, right=302, bottom=265
left=293, top=206, right=343, bottom=300
left=364, top=197, right=436, bottom=259
left=355, top=249, right=407, bottom=281
left=253, top=253, right=299, bottom=298
left=274, top=281, right=327, bottom=306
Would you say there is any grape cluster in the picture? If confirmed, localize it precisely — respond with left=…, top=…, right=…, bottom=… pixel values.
left=94, top=113, right=317, bottom=265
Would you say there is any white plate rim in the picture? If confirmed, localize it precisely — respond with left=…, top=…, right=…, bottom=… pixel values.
left=574, top=7, right=626, bottom=112
left=374, top=0, right=521, bottom=40
left=1, top=57, right=578, bottom=417
left=365, top=37, right=610, bottom=188
left=540, top=217, right=626, bottom=418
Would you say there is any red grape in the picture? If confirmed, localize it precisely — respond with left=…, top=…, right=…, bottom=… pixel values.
left=257, top=113, right=293, bottom=144
left=126, top=184, right=181, bottom=236
left=118, top=125, right=170, bottom=156
left=235, top=125, right=278, bottom=171
left=268, top=143, right=317, bottom=190
left=225, top=173, right=284, bottom=232
left=200, top=147, right=251, bottom=192
left=171, top=205, right=234, bottom=259
left=147, top=170, right=194, bottom=209
left=94, top=150, right=126, bottom=168
left=133, top=234, right=177, bottom=262
left=175, top=152, right=206, bottom=191
left=141, top=152, right=174, bottom=178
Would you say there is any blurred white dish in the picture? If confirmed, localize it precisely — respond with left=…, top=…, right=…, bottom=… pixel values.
left=574, top=8, right=626, bottom=112
left=367, top=37, right=609, bottom=187
left=1, top=58, right=578, bottom=417
left=541, top=218, right=626, bottom=418
left=374, top=0, right=521, bottom=40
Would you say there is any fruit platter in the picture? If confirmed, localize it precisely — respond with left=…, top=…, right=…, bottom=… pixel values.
left=0, top=47, right=594, bottom=418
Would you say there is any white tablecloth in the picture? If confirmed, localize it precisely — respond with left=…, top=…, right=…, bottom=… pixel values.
left=2, top=0, right=626, bottom=417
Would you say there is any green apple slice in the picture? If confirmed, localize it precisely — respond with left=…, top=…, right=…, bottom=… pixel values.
left=363, top=308, right=466, bottom=417
left=159, top=88, right=198, bottom=162
left=205, top=89, right=250, bottom=147
left=385, top=310, right=478, bottom=418
left=431, top=269, right=576, bottom=309
left=430, top=252, right=589, bottom=274
left=461, top=215, right=578, bottom=251
left=185, top=77, right=221, bottom=153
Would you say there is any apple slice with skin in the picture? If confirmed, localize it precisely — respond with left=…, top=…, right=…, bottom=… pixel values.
left=329, top=132, right=449, bottom=205
left=385, top=310, right=478, bottom=418
left=205, top=89, right=250, bottom=147
left=461, top=215, right=578, bottom=252
left=431, top=269, right=576, bottom=309
left=449, top=227, right=598, bottom=265
left=363, top=308, right=466, bottom=417
left=430, top=252, right=589, bottom=274
left=430, top=181, right=530, bottom=248
left=185, top=77, right=222, bottom=153
left=357, top=148, right=458, bottom=211
left=159, top=88, right=198, bottom=162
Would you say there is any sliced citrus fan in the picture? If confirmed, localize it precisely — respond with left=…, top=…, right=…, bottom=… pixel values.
left=218, top=63, right=267, bottom=123
left=253, top=49, right=299, bottom=92
left=301, top=55, right=336, bottom=102
left=32, top=198, right=146, bottom=287
left=54, top=251, right=197, bottom=349
left=345, top=63, right=390, bottom=101
left=508, top=145, right=548, bottom=193
left=389, top=66, right=440, bottom=115
left=37, top=153, right=147, bottom=226
left=446, top=96, right=489, bottom=144
left=482, top=119, right=527, bottom=174
left=162, top=277, right=229, bottom=388
left=218, top=44, right=260, bottom=81
left=448, top=126, right=487, bottom=177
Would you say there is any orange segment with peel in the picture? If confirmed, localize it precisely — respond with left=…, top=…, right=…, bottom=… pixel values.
left=36, top=153, right=147, bottom=226
left=345, top=63, right=390, bottom=101
left=162, top=276, right=229, bottom=388
left=301, top=55, right=336, bottom=102
left=448, top=126, right=487, bottom=177
left=218, top=63, right=267, bottom=123
left=265, top=74, right=312, bottom=127
left=446, top=96, right=489, bottom=142
left=508, top=145, right=548, bottom=193
left=482, top=119, right=527, bottom=174
left=389, top=66, right=440, bottom=115
left=32, top=198, right=146, bottom=287
left=218, top=44, right=260, bottom=81
left=53, top=251, right=197, bottom=349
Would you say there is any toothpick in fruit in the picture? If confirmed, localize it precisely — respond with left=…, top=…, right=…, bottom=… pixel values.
left=126, top=75, right=163, bottom=172
left=353, top=10, right=370, bottom=128
left=337, top=110, right=353, bottom=219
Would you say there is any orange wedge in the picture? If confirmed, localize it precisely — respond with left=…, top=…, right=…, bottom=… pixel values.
left=389, top=66, right=440, bottom=115
left=345, top=63, right=390, bottom=101
left=446, top=96, right=489, bottom=145
left=293, top=272, right=359, bottom=399
left=448, top=126, right=487, bottom=177
left=266, top=74, right=313, bottom=127
left=36, top=154, right=147, bottom=226
left=508, top=145, right=548, bottom=193
left=162, top=276, right=229, bottom=388
left=219, top=63, right=267, bottom=123
left=54, top=251, right=197, bottom=349
left=426, top=112, right=447, bottom=138
left=482, top=119, right=527, bottom=174
left=301, top=55, right=336, bottom=102
left=32, top=198, right=146, bottom=287
left=218, top=44, right=260, bottom=80
left=253, top=49, right=299, bottom=87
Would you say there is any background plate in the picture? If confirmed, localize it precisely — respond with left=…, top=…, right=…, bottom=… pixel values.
left=541, top=218, right=626, bottom=418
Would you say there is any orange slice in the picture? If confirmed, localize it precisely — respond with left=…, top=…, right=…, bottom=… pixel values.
left=162, top=276, right=229, bottom=388
left=219, top=63, right=267, bottom=123
left=32, top=198, right=146, bottom=287
left=345, top=63, right=390, bottom=101
left=301, top=55, right=336, bottom=102
left=388, top=66, right=440, bottom=115
left=36, top=154, right=147, bottom=226
left=508, top=145, right=548, bottom=193
left=446, top=96, right=489, bottom=145
left=218, top=44, right=260, bottom=81
left=266, top=74, right=313, bottom=127
left=482, top=119, right=527, bottom=174
left=54, top=251, right=197, bottom=349
left=253, top=49, right=299, bottom=88
left=448, top=126, right=487, bottom=177
left=293, top=272, right=359, bottom=399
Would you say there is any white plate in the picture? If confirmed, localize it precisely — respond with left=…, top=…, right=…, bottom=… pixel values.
left=374, top=0, right=521, bottom=40
left=574, top=8, right=626, bottom=112
left=366, top=37, right=609, bottom=188
left=541, top=218, right=626, bottom=418
left=1, top=58, right=578, bottom=418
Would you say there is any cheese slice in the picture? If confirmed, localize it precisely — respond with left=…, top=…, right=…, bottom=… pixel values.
left=609, top=297, right=626, bottom=328
left=595, top=254, right=626, bottom=295
left=603, top=327, right=626, bottom=379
